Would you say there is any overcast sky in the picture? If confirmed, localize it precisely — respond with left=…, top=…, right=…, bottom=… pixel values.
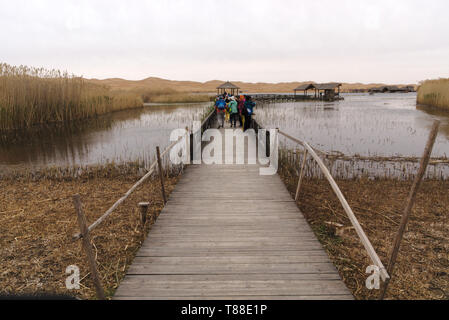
left=1, top=0, right=448, bottom=84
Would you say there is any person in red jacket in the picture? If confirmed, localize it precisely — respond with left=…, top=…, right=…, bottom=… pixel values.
left=237, top=95, right=245, bottom=128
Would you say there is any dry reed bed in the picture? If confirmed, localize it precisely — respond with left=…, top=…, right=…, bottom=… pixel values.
left=279, top=162, right=449, bottom=300
left=417, top=79, right=449, bottom=111
left=137, top=87, right=211, bottom=103
left=0, top=63, right=143, bottom=132
left=279, top=148, right=449, bottom=180
left=0, top=166, right=180, bottom=299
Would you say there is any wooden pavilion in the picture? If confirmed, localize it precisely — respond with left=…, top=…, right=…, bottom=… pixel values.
left=314, top=83, right=342, bottom=99
left=217, top=81, right=240, bottom=96
left=294, top=83, right=315, bottom=96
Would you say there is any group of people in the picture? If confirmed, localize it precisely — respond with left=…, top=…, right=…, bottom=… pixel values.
left=214, top=92, right=255, bottom=131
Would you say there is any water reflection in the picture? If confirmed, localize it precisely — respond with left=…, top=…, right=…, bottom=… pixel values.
left=2, top=94, right=449, bottom=172
left=416, top=105, right=449, bottom=140
left=0, top=103, right=210, bottom=170
left=255, top=93, right=449, bottom=158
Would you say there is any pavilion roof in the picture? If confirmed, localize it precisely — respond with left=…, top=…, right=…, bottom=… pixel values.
left=314, top=83, right=342, bottom=90
left=294, top=83, right=316, bottom=91
left=217, top=81, right=240, bottom=89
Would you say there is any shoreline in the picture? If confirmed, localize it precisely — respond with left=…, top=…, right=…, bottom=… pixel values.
left=417, top=103, right=449, bottom=114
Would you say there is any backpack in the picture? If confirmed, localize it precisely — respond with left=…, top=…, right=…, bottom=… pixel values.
left=217, top=100, right=226, bottom=110
left=219, top=104, right=226, bottom=110
left=245, top=101, right=254, bottom=115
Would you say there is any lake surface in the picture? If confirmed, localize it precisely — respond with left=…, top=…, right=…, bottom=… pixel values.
left=1, top=93, right=449, bottom=173
left=0, top=103, right=210, bottom=171
left=255, top=93, right=449, bottom=158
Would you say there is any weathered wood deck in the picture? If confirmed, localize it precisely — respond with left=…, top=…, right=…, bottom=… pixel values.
left=114, top=158, right=352, bottom=299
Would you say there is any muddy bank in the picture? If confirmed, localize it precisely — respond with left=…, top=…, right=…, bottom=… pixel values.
left=279, top=171, right=449, bottom=300
left=0, top=167, right=180, bottom=299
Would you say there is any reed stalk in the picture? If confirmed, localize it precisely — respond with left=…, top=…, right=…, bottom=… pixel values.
left=0, top=63, right=143, bottom=132
left=417, top=79, right=449, bottom=110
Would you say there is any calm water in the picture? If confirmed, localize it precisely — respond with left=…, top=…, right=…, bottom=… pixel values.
left=255, top=93, right=449, bottom=158
left=1, top=93, right=449, bottom=173
left=0, top=103, right=210, bottom=171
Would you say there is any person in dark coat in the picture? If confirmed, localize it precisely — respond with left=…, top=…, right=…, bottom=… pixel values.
left=243, top=95, right=255, bottom=132
left=237, top=95, right=245, bottom=127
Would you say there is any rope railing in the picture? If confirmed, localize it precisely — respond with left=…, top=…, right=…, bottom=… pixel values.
left=71, top=131, right=189, bottom=299
left=277, top=129, right=389, bottom=282
left=72, top=136, right=185, bottom=240
left=252, top=117, right=390, bottom=282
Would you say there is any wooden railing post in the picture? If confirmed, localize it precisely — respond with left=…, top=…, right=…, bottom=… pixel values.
left=138, top=202, right=150, bottom=227
left=266, top=130, right=270, bottom=158
left=380, top=120, right=440, bottom=300
left=295, top=149, right=308, bottom=202
left=73, top=194, right=106, bottom=300
left=156, top=146, right=167, bottom=204
left=187, top=126, right=194, bottom=164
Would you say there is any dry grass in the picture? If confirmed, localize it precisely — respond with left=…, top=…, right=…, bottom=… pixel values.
left=0, top=63, right=143, bottom=132
left=135, top=88, right=211, bottom=103
left=279, top=169, right=449, bottom=300
left=0, top=165, right=180, bottom=299
left=417, top=79, right=449, bottom=111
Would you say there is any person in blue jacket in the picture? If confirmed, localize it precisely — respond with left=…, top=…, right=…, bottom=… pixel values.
left=215, top=96, right=227, bottom=128
left=243, top=95, right=255, bottom=131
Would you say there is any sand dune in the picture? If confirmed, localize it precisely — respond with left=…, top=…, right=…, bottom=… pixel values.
left=88, top=77, right=416, bottom=93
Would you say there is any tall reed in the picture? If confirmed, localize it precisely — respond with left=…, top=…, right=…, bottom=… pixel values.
left=0, top=63, right=143, bottom=131
left=417, top=79, right=449, bottom=111
left=134, top=87, right=211, bottom=103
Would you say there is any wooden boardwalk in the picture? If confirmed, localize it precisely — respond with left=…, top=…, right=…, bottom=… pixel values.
left=114, top=158, right=352, bottom=299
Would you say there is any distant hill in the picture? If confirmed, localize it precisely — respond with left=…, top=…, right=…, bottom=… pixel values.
left=88, top=77, right=417, bottom=93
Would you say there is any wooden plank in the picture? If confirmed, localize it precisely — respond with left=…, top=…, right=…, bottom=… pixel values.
left=154, top=213, right=302, bottom=218
left=135, top=249, right=328, bottom=257
left=147, top=228, right=313, bottom=234
left=116, top=273, right=341, bottom=282
left=114, top=161, right=352, bottom=300
left=155, top=217, right=307, bottom=223
left=115, top=280, right=348, bottom=297
left=126, top=263, right=338, bottom=275
left=136, top=250, right=329, bottom=258
left=131, top=256, right=331, bottom=264
left=145, top=236, right=318, bottom=242
left=115, top=295, right=354, bottom=300
left=139, top=240, right=323, bottom=248
left=148, top=226, right=313, bottom=232
left=117, top=279, right=346, bottom=289
left=147, top=222, right=310, bottom=227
